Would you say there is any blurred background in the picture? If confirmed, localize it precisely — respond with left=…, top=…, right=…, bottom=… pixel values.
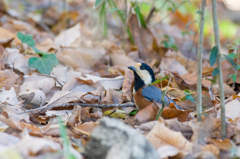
left=1, top=0, right=240, bottom=63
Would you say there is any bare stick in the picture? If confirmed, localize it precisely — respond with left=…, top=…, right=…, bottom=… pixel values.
left=212, top=0, right=226, bottom=139
left=196, top=0, right=206, bottom=122
left=18, top=102, right=135, bottom=114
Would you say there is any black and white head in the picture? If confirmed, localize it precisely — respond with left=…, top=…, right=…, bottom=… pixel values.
left=128, top=63, right=155, bottom=91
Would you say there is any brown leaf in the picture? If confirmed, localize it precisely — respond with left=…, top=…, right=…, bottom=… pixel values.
left=201, top=144, right=220, bottom=157
left=73, top=121, right=99, bottom=136
left=122, top=69, right=134, bottom=101
left=146, top=121, right=193, bottom=154
left=218, top=98, right=240, bottom=121
left=102, top=89, right=123, bottom=104
left=135, top=103, right=158, bottom=124
left=35, top=38, right=57, bottom=53
left=0, top=27, right=21, bottom=46
left=0, top=115, right=42, bottom=135
left=212, top=83, right=235, bottom=97
left=161, top=107, right=192, bottom=122
left=57, top=47, right=105, bottom=69
left=173, top=72, right=211, bottom=91
left=206, top=138, right=234, bottom=151
left=0, top=69, right=19, bottom=90
left=20, top=74, right=55, bottom=94
left=180, top=91, right=214, bottom=110
left=128, top=15, right=158, bottom=59
left=80, top=107, right=102, bottom=122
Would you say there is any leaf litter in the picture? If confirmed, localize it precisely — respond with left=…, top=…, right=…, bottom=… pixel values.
left=0, top=0, right=240, bottom=159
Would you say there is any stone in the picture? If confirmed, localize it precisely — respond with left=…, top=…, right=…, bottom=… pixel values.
left=83, top=117, right=158, bottom=159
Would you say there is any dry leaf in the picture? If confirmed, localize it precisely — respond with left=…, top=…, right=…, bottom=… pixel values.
left=54, top=23, right=81, bottom=47
left=102, top=89, right=123, bottom=104
left=173, top=72, right=211, bottom=90
left=20, top=74, right=55, bottom=94
left=146, top=121, right=193, bottom=154
left=0, top=87, right=19, bottom=105
left=0, top=69, right=19, bottom=90
left=57, top=47, right=105, bottom=69
left=122, top=69, right=134, bottom=101
left=73, top=121, right=99, bottom=136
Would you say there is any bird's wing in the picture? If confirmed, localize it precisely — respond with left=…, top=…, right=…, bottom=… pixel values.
left=142, top=86, right=181, bottom=109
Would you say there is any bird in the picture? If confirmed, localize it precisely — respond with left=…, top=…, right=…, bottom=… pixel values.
left=128, top=63, right=181, bottom=110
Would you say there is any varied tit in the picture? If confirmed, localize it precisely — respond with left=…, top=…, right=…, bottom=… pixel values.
left=128, top=63, right=181, bottom=110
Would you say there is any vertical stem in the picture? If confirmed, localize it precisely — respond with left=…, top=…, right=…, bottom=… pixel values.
left=197, top=0, right=206, bottom=122
left=212, top=0, right=226, bottom=139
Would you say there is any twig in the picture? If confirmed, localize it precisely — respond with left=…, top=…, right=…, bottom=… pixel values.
left=18, top=102, right=135, bottom=114
left=212, top=0, right=226, bottom=139
left=196, top=0, right=206, bottom=122
left=146, top=0, right=156, bottom=25
left=233, top=45, right=239, bottom=89
left=156, top=76, right=172, bottom=120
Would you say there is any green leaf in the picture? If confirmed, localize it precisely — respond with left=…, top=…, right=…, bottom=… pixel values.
left=17, top=32, right=35, bottom=47
left=209, top=46, right=218, bottom=66
left=212, top=68, right=219, bottom=76
left=229, top=74, right=236, bottom=82
left=228, top=53, right=236, bottom=59
left=129, top=110, right=138, bottom=116
left=223, top=54, right=237, bottom=70
left=185, top=20, right=198, bottom=29
left=29, top=54, right=59, bottom=75
left=149, top=76, right=169, bottom=86
left=94, top=0, right=103, bottom=8
left=108, top=7, right=123, bottom=13
left=184, top=90, right=191, bottom=94
left=134, top=4, right=147, bottom=28
left=186, top=94, right=196, bottom=103
left=237, top=65, right=240, bottom=70
left=161, top=41, right=169, bottom=48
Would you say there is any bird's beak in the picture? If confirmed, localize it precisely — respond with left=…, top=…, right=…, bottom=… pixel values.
left=128, top=66, right=136, bottom=72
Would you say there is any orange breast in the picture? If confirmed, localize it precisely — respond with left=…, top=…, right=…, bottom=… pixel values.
left=133, top=87, right=152, bottom=110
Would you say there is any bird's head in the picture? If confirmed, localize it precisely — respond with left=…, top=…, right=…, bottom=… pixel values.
left=128, top=63, right=155, bottom=91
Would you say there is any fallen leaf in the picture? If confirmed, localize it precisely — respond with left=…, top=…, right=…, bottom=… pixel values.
left=103, top=109, right=126, bottom=119
left=73, top=121, right=99, bottom=136
left=83, top=74, right=124, bottom=90
left=0, top=87, right=19, bottom=105
left=102, top=89, right=123, bottom=104
left=146, top=121, right=193, bottom=155
left=0, top=69, right=19, bottom=90
left=57, top=47, right=105, bottom=69
left=173, top=72, right=211, bottom=91
left=122, top=69, right=134, bottom=101
left=54, top=23, right=81, bottom=47
left=206, top=138, right=234, bottom=151
left=20, top=74, right=55, bottom=94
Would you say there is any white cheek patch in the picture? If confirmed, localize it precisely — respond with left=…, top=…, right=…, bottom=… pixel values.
left=136, top=69, right=152, bottom=85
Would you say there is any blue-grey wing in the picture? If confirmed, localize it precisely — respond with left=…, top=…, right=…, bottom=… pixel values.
left=142, top=86, right=181, bottom=110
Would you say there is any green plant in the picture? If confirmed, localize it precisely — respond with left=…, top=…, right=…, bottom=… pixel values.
left=209, top=43, right=239, bottom=86
left=17, top=32, right=59, bottom=75
left=129, top=109, right=138, bottom=116
left=181, top=90, right=196, bottom=103
left=59, top=121, right=76, bottom=159
left=161, top=35, right=178, bottom=51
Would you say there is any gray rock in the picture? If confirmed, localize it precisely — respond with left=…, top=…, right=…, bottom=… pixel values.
left=83, top=117, right=158, bottom=159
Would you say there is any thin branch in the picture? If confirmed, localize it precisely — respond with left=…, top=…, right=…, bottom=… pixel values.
left=18, top=102, right=135, bottom=115
left=233, top=46, right=239, bottom=88
left=156, top=76, right=172, bottom=120
left=212, top=0, right=226, bottom=139
left=196, top=0, right=206, bottom=122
